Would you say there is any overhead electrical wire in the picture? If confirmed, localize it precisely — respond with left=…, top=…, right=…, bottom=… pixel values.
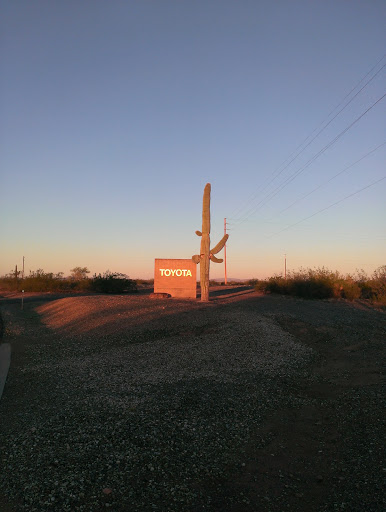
left=229, top=54, right=386, bottom=222
left=230, top=91, right=386, bottom=226
left=277, top=140, right=386, bottom=215
left=243, top=62, right=386, bottom=214
left=266, top=176, right=386, bottom=238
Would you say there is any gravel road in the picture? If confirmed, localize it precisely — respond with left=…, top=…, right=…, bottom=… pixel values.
left=0, top=289, right=385, bottom=511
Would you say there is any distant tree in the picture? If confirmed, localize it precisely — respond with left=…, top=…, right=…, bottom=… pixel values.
left=29, top=269, right=46, bottom=277
left=70, top=266, right=90, bottom=280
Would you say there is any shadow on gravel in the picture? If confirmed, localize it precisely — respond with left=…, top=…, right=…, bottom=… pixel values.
left=0, top=288, right=256, bottom=341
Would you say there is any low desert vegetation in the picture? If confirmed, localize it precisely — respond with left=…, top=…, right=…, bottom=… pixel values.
left=91, top=272, right=137, bottom=294
left=252, top=265, right=386, bottom=304
left=1, top=264, right=385, bottom=304
left=0, top=268, right=137, bottom=294
left=135, top=278, right=154, bottom=286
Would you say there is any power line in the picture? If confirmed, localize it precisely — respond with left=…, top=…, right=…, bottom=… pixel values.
left=230, top=141, right=386, bottom=223
left=229, top=54, right=386, bottom=220
left=231, top=91, right=386, bottom=226
left=233, top=91, right=386, bottom=224
left=266, top=176, right=386, bottom=238
left=277, top=140, right=386, bottom=215
left=250, top=62, right=386, bottom=212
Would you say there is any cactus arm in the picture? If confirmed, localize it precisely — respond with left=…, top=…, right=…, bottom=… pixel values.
left=210, top=234, right=229, bottom=255
left=210, top=254, right=223, bottom=263
left=195, top=230, right=202, bottom=236
left=192, top=254, right=201, bottom=264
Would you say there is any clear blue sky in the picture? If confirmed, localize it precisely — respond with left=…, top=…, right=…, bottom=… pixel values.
left=1, top=1, right=385, bottom=280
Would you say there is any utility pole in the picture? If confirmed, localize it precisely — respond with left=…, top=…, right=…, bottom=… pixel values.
left=224, top=218, right=227, bottom=285
left=284, top=254, right=287, bottom=280
left=22, top=256, right=25, bottom=280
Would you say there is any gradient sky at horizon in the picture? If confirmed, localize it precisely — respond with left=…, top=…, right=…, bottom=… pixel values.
left=1, top=1, right=385, bottom=280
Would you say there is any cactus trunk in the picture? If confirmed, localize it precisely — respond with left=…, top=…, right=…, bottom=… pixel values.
left=200, top=184, right=211, bottom=302
left=200, top=231, right=210, bottom=302
left=192, top=183, right=228, bottom=303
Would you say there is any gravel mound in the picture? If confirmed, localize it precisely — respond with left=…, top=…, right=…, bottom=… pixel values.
left=0, top=295, right=313, bottom=511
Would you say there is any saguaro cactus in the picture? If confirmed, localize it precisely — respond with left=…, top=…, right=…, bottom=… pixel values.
left=192, top=183, right=229, bottom=302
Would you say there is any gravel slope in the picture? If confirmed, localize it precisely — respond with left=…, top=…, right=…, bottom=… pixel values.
left=0, top=291, right=384, bottom=511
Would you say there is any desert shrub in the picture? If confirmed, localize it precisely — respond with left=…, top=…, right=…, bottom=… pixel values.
left=70, top=266, right=90, bottom=280
left=0, top=268, right=137, bottom=295
left=91, top=271, right=137, bottom=294
left=264, top=275, right=290, bottom=295
left=353, top=269, right=373, bottom=300
left=365, top=265, right=386, bottom=304
left=0, top=269, right=73, bottom=292
left=0, top=274, right=18, bottom=291
left=358, top=282, right=374, bottom=300
left=252, top=266, right=386, bottom=303
left=290, top=278, right=333, bottom=299
left=257, top=268, right=350, bottom=300
left=136, top=279, right=154, bottom=286
left=289, top=268, right=333, bottom=299
left=289, top=267, right=341, bottom=300
left=21, top=270, right=71, bottom=292
left=338, top=278, right=361, bottom=301
left=351, top=266, right=385, bottom=304
left=252, top=279, right=267, bottom=292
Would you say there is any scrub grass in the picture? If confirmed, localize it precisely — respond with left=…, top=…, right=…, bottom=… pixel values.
left=253, top=265, right=386, bottom=304
left=0, top=269, right=137, bottom=294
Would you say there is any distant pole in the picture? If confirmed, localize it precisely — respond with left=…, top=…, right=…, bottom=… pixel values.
left=284, top=254, right=287, bottom=280
left=22, top=256, right=25, bottom=279
left=224, top=218, right=227, bottom=285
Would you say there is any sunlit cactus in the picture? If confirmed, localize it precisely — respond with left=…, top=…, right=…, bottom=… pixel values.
left=192, top=183, right=229, bottom=302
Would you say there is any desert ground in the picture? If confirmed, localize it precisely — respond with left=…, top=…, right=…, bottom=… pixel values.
left=0, top=287, right=385, bottom=511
